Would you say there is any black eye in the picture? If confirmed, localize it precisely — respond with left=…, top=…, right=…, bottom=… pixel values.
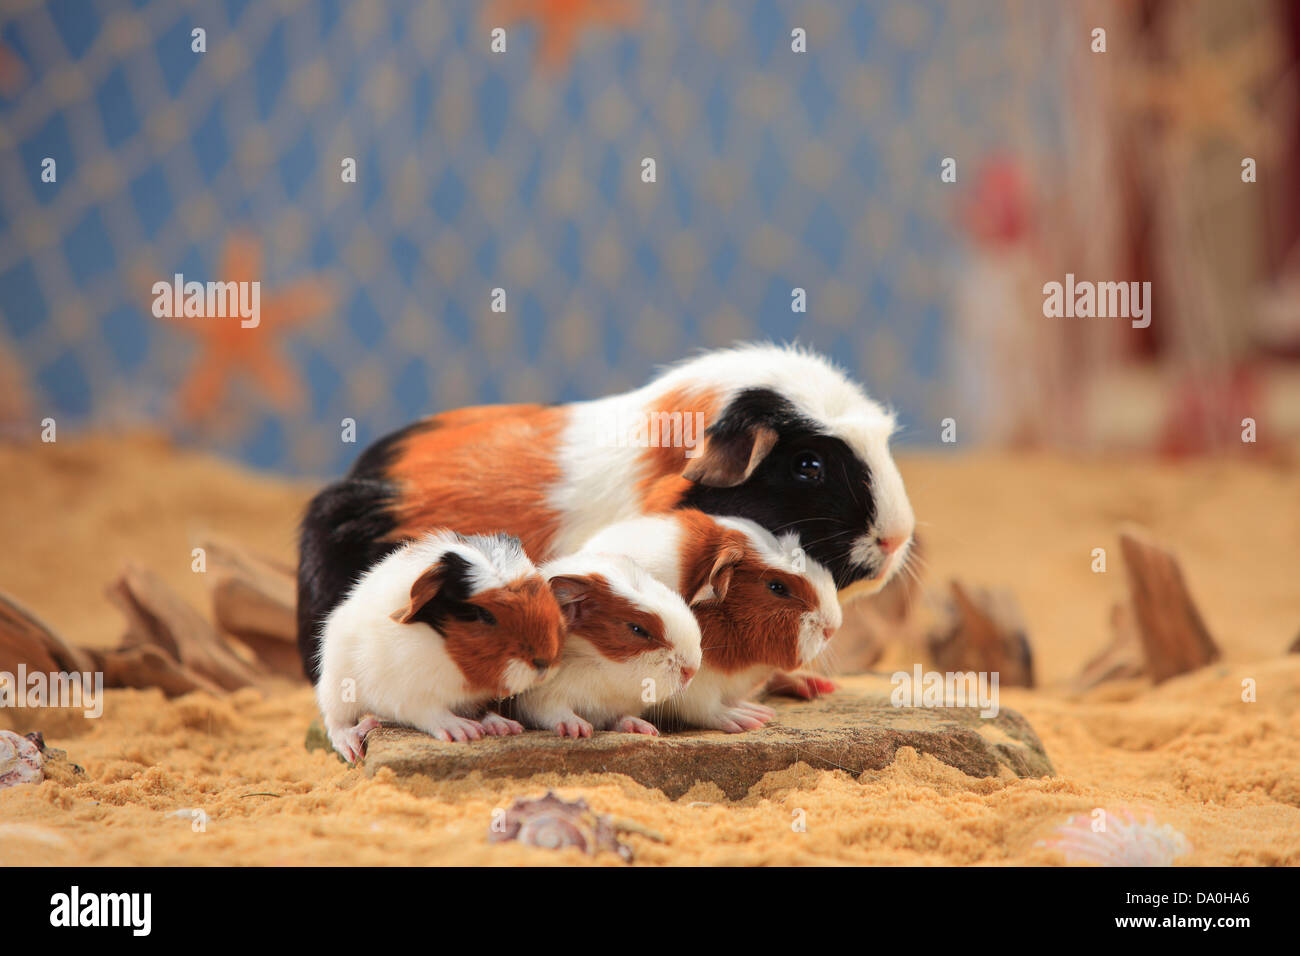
left=476, top=606, right=498, bottom=626
left=627, top=622, right=649, bottom=638
left=791, top=450, right=823, bottom=482
left=767, top=580, right=789, bottom=597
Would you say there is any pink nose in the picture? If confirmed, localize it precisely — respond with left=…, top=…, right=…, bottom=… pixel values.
left=681, top=666, right=697, bottom=684
left=822, top=626, right=835, bottom=640
left=875, top=535, right=905, bottom=555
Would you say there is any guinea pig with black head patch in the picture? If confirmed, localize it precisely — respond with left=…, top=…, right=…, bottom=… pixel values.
left=580, top=510, right=843, bottom=733
left=314, top=531, right=564, bottom=761
left=298, top=344, right=912, bottom=681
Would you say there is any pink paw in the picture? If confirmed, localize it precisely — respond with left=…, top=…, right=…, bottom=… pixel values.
left=616, top=715, right=660, bottom=736
left=481, top=712, right=524, bottom=736
left=329, top=715, right=381, bottom=763
left=428, top=715, right=485, bottom=742
left=766, top=671, right=837, bottom=700
left=554, top=716, right=594, bottom=738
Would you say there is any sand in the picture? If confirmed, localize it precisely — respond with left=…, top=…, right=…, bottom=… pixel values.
left=1, top=432, right=1297, bottom=865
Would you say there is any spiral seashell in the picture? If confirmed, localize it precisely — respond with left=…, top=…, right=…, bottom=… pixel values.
left=517, top=813, right=592, bottom=853
left=1038, top=807, right=1190, bottom=866
left=489, top=791, right=634, bottom=861
left=0, top=730, right=44, bottom=790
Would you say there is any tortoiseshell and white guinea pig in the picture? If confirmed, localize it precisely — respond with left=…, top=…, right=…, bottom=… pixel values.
left=314, top=531, right=563, bottom=761
left=580, top=510, right=843, bottom=733
left=297, top=344, right=914, bottom=681
left=511, top=554, right=702, bottom=738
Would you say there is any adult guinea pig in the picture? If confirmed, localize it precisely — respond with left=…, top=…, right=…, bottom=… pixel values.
left=510, top=553, right=702, bottom=738
left=580, top=509, right=842, bottom=733
left=314, top=531, right=563, bottom=761
left=297, top=343, right=913, bottom=681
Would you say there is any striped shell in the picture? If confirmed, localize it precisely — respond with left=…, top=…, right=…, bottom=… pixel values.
left=0, top=730, right=44, bottom=790
left=1038, top=808, right=1190, bottom=866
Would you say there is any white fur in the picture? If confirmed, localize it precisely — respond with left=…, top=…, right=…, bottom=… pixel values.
left=314, top=531, right=550, bottom=759
left=547, top=343, right=915, bottom=587
left=513, top=552, right=702, bottom=736
left=579, top=513, right=843, bottom=732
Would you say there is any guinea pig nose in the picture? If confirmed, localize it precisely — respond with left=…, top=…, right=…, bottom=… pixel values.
left=681, top=665, right=697, bottom=684
left=875, top=535, right=904, bottom=555
left=532, top=657, right=548, bottom=671
left=822, top=626, right=835, bottom=640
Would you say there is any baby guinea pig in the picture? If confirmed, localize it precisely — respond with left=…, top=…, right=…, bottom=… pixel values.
left=314, top=530, right=564, bottom=761
left=579, top=509, right=842, bottom=733
left=511, top=553, right=703, bottom=738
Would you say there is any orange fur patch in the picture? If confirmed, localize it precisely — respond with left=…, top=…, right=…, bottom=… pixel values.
left=671, top=510, right=819, bottom=674
left=439, top=576, right=565, bottom=693
left=561, top=573, right=670, bottom=663
left=386, top=406, right=565, bottom=558
left=635, top=386, right=720, bottom=513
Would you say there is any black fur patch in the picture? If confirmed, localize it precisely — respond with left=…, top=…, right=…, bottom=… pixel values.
left=678, top=387, right=878, bottom=589
left=296, top=419, right=435, bottom=682
left=402, top=549, right=478, bottom=632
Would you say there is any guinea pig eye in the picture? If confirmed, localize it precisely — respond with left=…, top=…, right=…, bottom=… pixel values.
left=791, top=450, right=823, bottom=483
left=766, top=580, right=790, bottom=597
left=475, top=606, right=498, bottom=626
left=627, top=622, right=649, bottom=638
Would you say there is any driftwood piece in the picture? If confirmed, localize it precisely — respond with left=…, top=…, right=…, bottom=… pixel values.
left=200, top=537, right=296, bottom=645
left=1119, top=531, right=1220, bottom=683
left=198, top=537, right=303, bottom=680
left=927, top=581, right=1035, bottom=688
left=92, top=644, right=225, bottom=698
left=108, top=563, right=264, bottom=692
left=0, top=592, right=98, bottom=676
left=1071, top=602, right=1146, bottom=692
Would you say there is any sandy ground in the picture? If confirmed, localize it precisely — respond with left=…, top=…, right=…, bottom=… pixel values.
left=1, top=432, right=1297, bottom=865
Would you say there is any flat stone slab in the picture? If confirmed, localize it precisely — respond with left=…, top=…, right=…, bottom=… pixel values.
left=362, top=675, right=1053, bottom=800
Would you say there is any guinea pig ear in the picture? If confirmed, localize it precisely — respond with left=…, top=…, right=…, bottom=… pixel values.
left=390, top=562, right=449, bottom=624
left=681, top=424, right=778, bottom=487
left=690, top=544, right=745, bottom=606
left=548, top=575, right=597, bottom=628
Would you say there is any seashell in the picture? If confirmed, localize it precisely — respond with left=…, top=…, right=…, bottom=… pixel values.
left=0, top=730, right=44, bottom=790
left=1038, top=807, right=1190, bottom=866
left=489, top=791, right=634, bottom=862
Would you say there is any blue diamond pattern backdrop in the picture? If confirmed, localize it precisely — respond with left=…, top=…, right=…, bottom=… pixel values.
left=0, top=0, right=1062, bottom=474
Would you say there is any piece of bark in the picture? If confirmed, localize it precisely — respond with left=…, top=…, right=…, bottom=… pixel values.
left=1071, top=602, right=1146, bottom=692
left=200, top=537, right=297, bottom=646
left=108, top=563, right=264, bottom=692
left=0, top=592, right=98, bottom=676
left=90, top=644, right=225, bottom=698
left=1119, top=531, right=1220, bottom=683
left=927, top=581, right=1035, bottom=688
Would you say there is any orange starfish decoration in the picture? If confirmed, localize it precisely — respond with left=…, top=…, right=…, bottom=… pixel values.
left=483, top=0, right=642, bottom=70
left=156, top=233, right=332, bottom=423
left=0, top=42, right=26, bottom=95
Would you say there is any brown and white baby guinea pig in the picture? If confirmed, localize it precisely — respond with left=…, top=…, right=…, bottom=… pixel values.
left=579, top=509, right=842, bottom=733
left=509, top=553, right=703, bottom=738
left=314, top=531, right=564, bottom=761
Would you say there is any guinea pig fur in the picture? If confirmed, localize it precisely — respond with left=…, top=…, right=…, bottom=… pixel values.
left=580, top=510, right=843, bottom=733
left=511, top=553, right=703, bottom=738
left=298, top=343, right=913, bottom=681
left=314, top=531, right=563, bottom=760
